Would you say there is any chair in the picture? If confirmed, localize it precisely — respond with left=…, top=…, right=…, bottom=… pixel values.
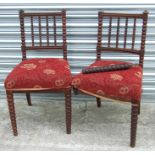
left=72, top=11, right=148, bottom=147
left=4, top=10, right=72, bottom=136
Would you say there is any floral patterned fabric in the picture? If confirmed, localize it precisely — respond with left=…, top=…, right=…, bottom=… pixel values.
left=72, top=60, right=143, bottom=102
left=5, top=58, right=72, bottom=90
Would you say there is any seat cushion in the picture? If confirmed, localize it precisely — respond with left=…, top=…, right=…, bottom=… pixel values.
left=5, top=58, right=72, bottom=90
left=72, top=60, right=143, bottom=102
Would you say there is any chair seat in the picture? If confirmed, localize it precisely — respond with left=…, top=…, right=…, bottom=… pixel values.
left=5, top=58, right=72, bottom=90
left=72, top=60, right=143, bottom=102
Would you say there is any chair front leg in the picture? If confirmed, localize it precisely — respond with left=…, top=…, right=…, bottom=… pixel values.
left=96, top=97, right=101, bottom=107
left=6, top=91, right=18, bottom=136
left=130, top=101, right=139, bottom=147
left=65, top=88, right=72, bottom=134
left=26, top=93, right=32, bottom=106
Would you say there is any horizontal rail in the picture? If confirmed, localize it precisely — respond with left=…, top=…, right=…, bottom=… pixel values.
left=23, top=12, right=63, bottom=17
left=100, top=47, right=141, bottom=54
left=25, top=46, right=63, bottom=50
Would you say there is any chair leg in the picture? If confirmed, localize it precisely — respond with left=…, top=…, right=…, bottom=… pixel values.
left=6, top=91, right=18, bottom=136
left=96, top=97, right=101, bottom=107
left=138, top=102, right=141, bottom=115
left=73, top=87, right=79, bottom=95
left=65, top=88, right=72, bottom=134
left=130, top=102, right=139, bottom=147
left=26, top=93, right=32, bottom=106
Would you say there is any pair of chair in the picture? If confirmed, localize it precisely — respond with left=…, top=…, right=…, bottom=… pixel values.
left=4, top=10, right=148, bottom=147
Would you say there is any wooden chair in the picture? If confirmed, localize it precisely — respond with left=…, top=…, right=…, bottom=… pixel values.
left=4, top=10, right=72, bottom=135
left=72, top=11, right=148, bottom=147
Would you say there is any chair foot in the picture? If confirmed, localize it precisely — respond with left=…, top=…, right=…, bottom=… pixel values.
left=14, top=132, right=18, bottom=136
left=6, top=91, right=18, bottom=136
left=67, top=130, right=71, bottom=134
left=130, top=102, right=139, bottom=147
left=26, top=93, right=32, bottom=106
left=65, top=88, right=72, bottom=134
left=96, top=97, right=101, bottom=107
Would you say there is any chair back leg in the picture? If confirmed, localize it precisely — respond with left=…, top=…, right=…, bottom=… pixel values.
left=26, top=93, right=32, bottom=106
left=6, top=91, right=18, bottom=136
left=73, top=87, right=79, bottom=95
left=138, top=103, right=141, bottom=115
left=96, top=97, right=101, bottom=107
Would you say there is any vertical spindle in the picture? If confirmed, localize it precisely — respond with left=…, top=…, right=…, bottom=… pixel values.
left=46, top=16, right=49, bottom=46
left=53, top=16, right=57, bottom=46
left=108, top=17, right=112, bottom=47
left=116, top=17, right=120, bottom=48
left=132, top=18, right=136, bottom=49
left=38, top=16, right=42, bottom=46
left=31, top=16, right=34, bottom=47
left=124, top=17, right=128, bottom=48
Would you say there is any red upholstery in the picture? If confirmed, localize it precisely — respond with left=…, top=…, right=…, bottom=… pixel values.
left=5, top=58, right=72, bottom=90
left=72, top=60, right=143, bottom=102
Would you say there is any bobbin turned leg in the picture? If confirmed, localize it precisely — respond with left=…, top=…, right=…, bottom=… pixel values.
left=6, top=91, right=18, bottom=136
left=65, top=88, right=72, bottom=134
left=96, top=97, right=101, bottom=107
left=130, top=101, right=139, bottom=147
left=26, top=93, right=32, bottom=106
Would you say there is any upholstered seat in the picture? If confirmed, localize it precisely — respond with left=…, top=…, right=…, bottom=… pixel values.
left=72, top=60, right=142, bottom=102
left=5, top=58, right=72, bottom=90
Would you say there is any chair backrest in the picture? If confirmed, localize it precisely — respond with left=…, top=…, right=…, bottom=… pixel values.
left=97, top=11, right=148, bottom=67
left=19, top=10, right=67, bottom=60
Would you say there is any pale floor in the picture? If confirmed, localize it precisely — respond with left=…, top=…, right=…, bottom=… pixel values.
left=0, top=98, right=155, bottom=151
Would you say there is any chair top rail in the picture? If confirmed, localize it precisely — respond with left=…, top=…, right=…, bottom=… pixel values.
left=100, top=11, right=148, bottom=18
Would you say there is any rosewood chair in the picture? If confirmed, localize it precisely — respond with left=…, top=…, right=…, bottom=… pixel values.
left=4, top=10, right=72, bottom=135
left=72, top=11, right=148, bottom=147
